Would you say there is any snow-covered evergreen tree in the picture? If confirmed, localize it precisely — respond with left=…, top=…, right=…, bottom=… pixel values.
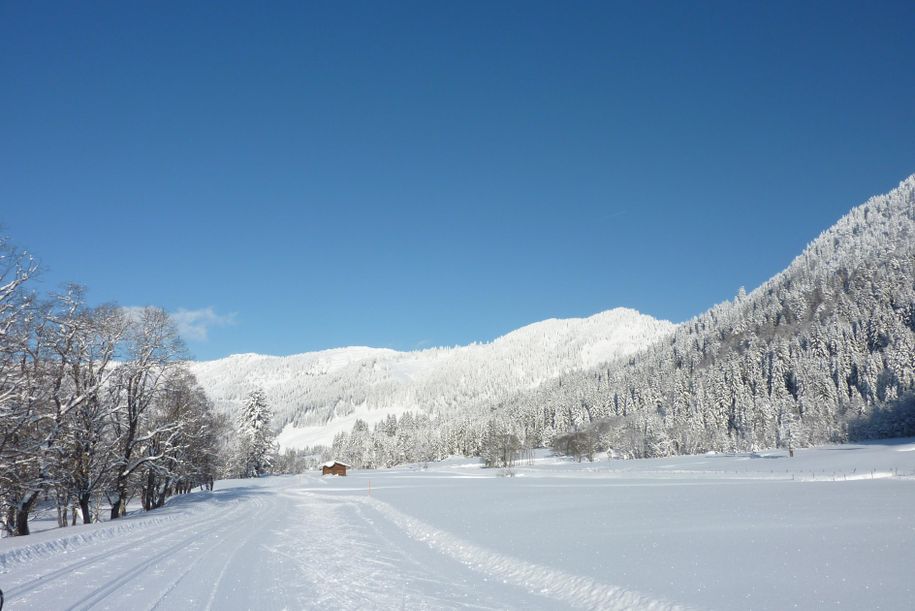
left=233, top=389, right=276, bottom=477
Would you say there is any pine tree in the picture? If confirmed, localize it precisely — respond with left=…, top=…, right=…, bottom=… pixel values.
left=235, top=389, right=276, bottom=477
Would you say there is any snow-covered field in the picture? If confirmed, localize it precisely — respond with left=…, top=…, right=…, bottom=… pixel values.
left=2, top=439, right=914, bottom=610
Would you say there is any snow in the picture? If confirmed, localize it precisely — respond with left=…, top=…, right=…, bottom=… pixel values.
left=2, top=438, right=913, bottom=609
left=276, top=406, right=403, bottom=450
left=188, top=308, right=676, bottom=449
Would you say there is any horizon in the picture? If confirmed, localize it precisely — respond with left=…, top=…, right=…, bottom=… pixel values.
left=3, top=1, right=914, bottom=360
left=193, top=305, right=669, bottom=361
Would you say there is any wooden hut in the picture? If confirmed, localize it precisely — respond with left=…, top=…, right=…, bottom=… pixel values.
left=321, top=461, right=350, bottom=476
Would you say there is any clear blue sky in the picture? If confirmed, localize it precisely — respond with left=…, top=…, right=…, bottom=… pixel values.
left=2, top=1, right=914, bottom=360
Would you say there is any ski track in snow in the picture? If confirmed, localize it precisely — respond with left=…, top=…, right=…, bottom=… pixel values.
left=300, top=491, right=689, bottom=611
left=1, top=493, right=254, bottom=609
left=2, top=499, right=237, bottom=595
left=4, top=440, right=913, bottom=610
left=2, top=479, right=617, bottom=610
left=263, top=487, right=552, bottom=610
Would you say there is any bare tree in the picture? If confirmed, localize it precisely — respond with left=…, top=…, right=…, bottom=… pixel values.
left=1, top=236, right=229, bottom=535
left=0, top=238, right=39, bottom=535
left=141, top=369, right=217, bottom=509
left=107, top=307, right=186, bottom=519
left=60, top=302, right=128, bottom=524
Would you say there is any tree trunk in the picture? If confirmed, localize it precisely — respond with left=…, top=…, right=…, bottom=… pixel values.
left=143, top=471, right=155, bottom=511
left=110, top=491, right=126, bottom=520
left=15, top=507, right=31, bottom=536
left=15, top=492, right=39, bottom=536
left=155, top=478, right=171, bottom=509
left=79, top=495, right=92, bottom=525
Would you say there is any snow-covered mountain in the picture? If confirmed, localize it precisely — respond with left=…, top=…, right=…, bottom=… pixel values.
left=491, top=173, right=915, bottom=457
left=189, top=308, right=676, bottom=448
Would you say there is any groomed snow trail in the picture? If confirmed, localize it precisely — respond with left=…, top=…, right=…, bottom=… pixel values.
left=334, top=493, right=685, bottom=611
left=4, top=441, right=915, bottom=610
left=0, top=475, right=675, bottom=610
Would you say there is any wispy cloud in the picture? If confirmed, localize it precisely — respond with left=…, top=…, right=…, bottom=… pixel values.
left=122, top=306, right=237, bottom=342
left=171, top=307, right=237, bottom=342
left=120, top=306, right=149, bottom=324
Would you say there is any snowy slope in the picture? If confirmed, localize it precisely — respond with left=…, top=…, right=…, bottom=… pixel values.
left=494, top=174, right=915, bottom=455
left=189, top=308, right=675, bottom=448
left=2, top=438, right=913, bottom=610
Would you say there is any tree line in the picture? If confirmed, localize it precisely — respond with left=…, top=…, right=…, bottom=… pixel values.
left=0, top=236, right=276, bottom=537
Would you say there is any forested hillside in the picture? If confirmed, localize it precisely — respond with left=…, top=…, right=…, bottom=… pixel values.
left=330, top=175, right=915, bottom=466
left=190, top=308, right=675, bottom=447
